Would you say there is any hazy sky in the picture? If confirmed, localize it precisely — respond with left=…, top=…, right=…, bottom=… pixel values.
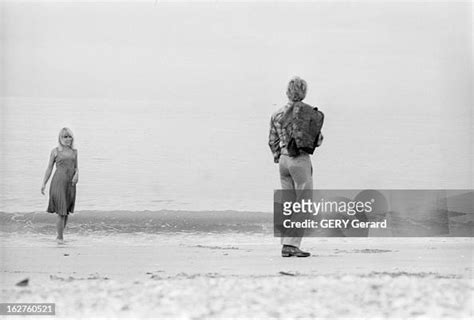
left=2, top=1, right=472, bottom=104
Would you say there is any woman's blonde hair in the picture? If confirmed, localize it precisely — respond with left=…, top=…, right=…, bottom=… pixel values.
left=57, top=127, right=75, bottom=149
left=286, top=76, right=307, bottom=102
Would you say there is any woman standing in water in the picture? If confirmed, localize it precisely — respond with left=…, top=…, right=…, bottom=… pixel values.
left=41, top=127, right=79, bottom=243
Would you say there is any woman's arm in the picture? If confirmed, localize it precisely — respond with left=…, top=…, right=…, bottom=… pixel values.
left=41, top=149, right=57, bottom=195
left=72, top=150, right=79, bottom=185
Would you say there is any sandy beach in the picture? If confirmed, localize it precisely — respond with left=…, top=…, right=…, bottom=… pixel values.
left=1, top=231, right=472, bottom=318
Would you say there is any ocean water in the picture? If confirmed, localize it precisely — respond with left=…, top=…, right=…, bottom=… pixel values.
left=1, top=2, right=472, bottom=213
left=1, top=96, right=471, bottom=213
left=0, top=97, right=277, bottom=212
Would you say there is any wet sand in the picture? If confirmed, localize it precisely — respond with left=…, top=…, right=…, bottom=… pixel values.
left=1, top=234, right=472, bottom=318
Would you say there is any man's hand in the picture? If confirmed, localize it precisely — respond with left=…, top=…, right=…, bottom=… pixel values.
left=316, top=133, right=324, bottom=147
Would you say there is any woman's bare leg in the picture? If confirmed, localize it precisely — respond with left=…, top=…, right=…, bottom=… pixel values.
left=64, top=215, right=69, bottom=229
left=56, top=215, right=65, bottom=240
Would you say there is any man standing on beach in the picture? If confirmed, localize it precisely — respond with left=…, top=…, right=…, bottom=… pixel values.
left=268, top=77, right=324, bottom=257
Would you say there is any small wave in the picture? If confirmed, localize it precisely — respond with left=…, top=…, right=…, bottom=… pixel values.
left=0, top=210, right=272, bottom=235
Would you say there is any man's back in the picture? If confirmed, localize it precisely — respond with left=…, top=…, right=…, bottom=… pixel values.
left=289, top=101, right=324, bottom=155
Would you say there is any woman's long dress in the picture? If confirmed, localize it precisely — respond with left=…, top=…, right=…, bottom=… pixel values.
left=47, top=148, right=77, bottom=216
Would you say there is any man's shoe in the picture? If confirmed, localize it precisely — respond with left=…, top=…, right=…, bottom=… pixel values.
left=281, top=245, right=310, bottom=257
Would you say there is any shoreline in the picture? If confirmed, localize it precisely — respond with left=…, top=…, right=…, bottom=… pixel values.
left=2, top=208, right=472, bottom=237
